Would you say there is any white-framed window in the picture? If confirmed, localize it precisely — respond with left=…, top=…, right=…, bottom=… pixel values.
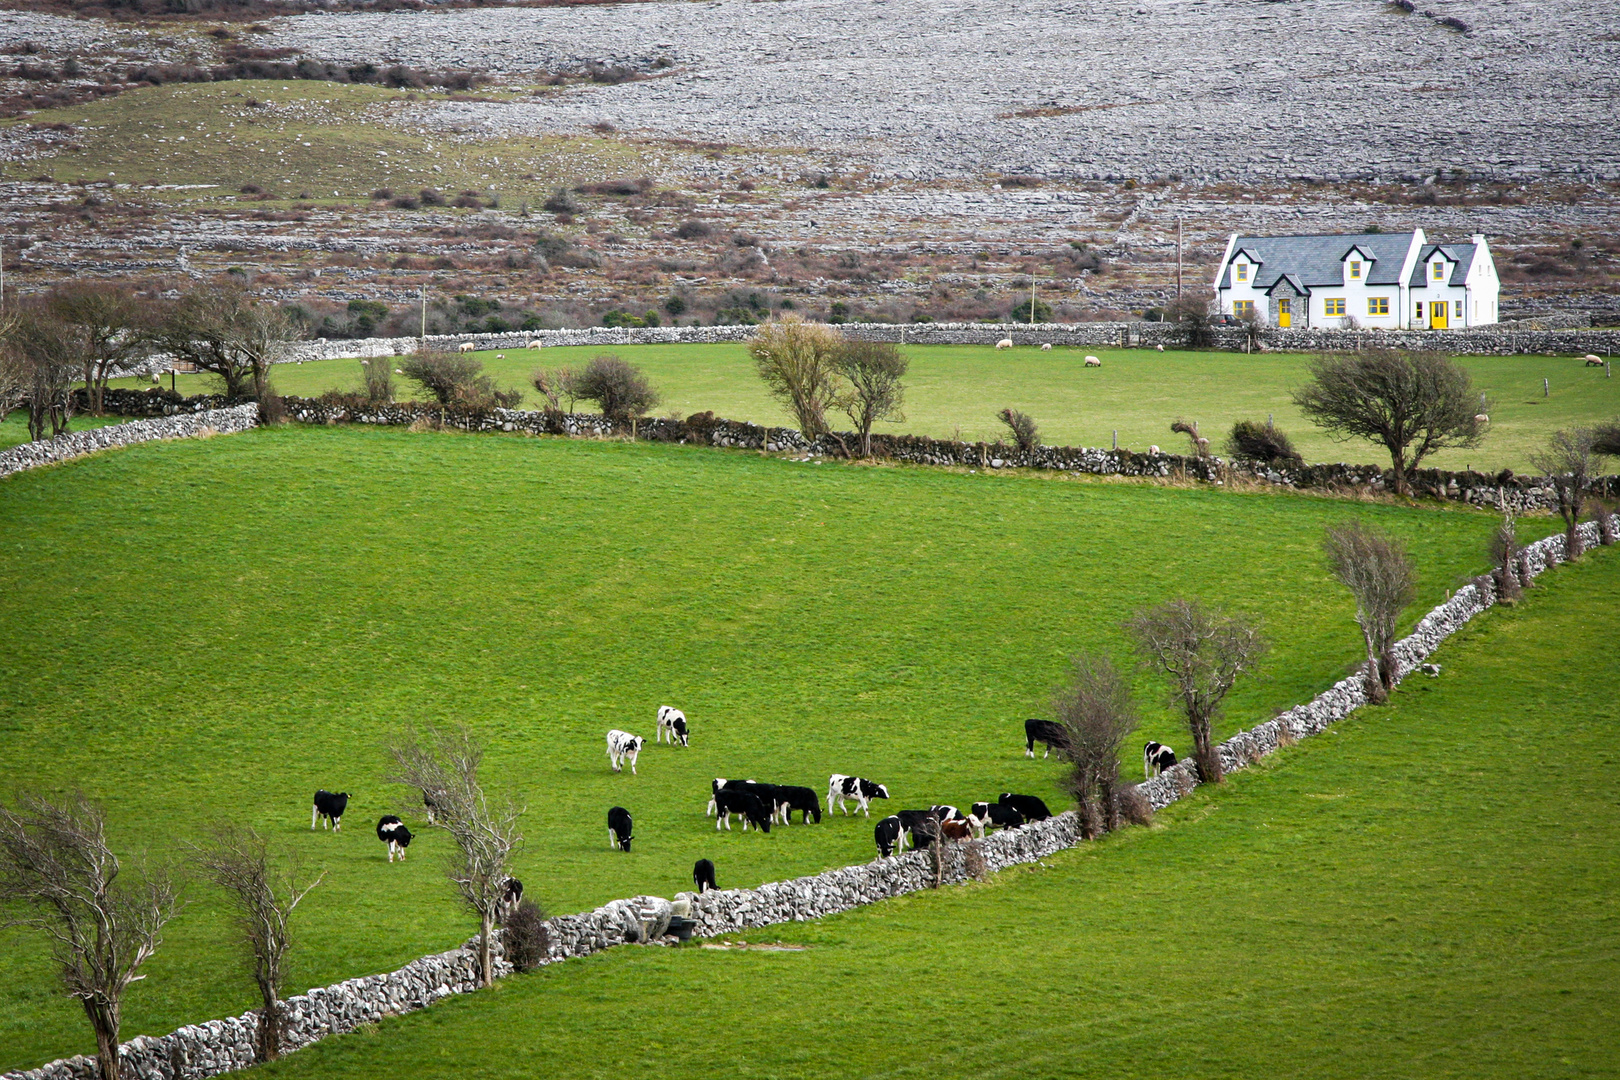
left=1236, top=263, right=1249, bottom=283
left=1349, top=260, right=1362, bottom=280
left=1324, top=298, right=1346, bottom=317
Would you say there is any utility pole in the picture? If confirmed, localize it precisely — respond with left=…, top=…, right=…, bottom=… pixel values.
left=420, top=285, right=427, bottom=341
left=1175, top=218, right=1183, bottom=301
left=1030, top=273, right=1037, bottom=327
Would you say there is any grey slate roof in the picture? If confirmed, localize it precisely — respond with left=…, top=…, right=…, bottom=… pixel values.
left=1410, top=243, right=1475, bottom=288
left=1219, top=231, right=1417, bottom=291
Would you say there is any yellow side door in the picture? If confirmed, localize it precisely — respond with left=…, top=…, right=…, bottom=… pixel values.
left=1431, top=301, right=1448, bottom=329
left=1278, top=299, right=1291, bottom=328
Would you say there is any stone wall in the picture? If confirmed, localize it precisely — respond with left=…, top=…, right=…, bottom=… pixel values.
left=0, top=406, right=261, bottom=481
left=3, top=511, right=1606, bottom=1080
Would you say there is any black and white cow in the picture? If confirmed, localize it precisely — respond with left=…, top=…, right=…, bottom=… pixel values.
left=656, top=705, right=690, bottom=747
left=422, top=788, right=444, bottom=825
left=608, top=806, right=633, bottom=852
left=736, top=781, right=784, bottom=824
left=931, top=804, right=966, bottom=822
left=776, top=785, right=822, bottom=824
left=606, top=730, right=645, bottom=774
left=828, top=774, right=890, bottom=817
left=693, top=858, right=717, bottom=894
left=312, top=790, right=349, bottom=832
left=968, top=802, right=1024, bottom=837
left=713, top=790, right=772, bottom=833
left=896, top=809, right=941, bottom=851
left=376, top=815, right=412, bottom=862
left=500, top=877, right=524, bottom=921
left=1025, top=718, right=1068, bottom=759
left=1144, top=741, right=1177, bottom=780
left=998, top=792, right=1052, bottom=822
left=707, top=778, right=752, bottom=817
left=874, top=815, right=903, bottom=859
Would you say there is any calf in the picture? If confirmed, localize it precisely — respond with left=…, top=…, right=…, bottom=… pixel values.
left=828, top=774, right=890, bottom=817
left=775, top=785, right=822, bottom=824
left=998, top=792, right=1051, bottom=822
left=941, top=819, right=974, bottom=842
left=500, top=877, right=523, bottom=921
left=656, top=705, right=690, bottom=747
left=312, top=790, right=349, bottom=832
left=897, top=809, right=941, bottom=851
left=608, top=806, right=633, bottom=852
left=713, top=790, right=773, bottom=833
left=1025, top=718, right=1068, bottom=759
left=969, top=802, right=1024, bottom=836
left=874, top=815, right=903, bottom=858
left=693, top=858, right=717, bottom=894
left=1144, top=741, right=1177, bottom=780
left=376, top=815, right=412, bottom=862
left=606, top=729, right=645, bottom=774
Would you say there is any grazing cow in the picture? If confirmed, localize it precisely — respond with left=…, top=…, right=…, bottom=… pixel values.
left=312, top=790, right=349, bottom=832
left=776, top=785, right=823, bottom=824
left=707, top=778, right=752, bottom=817
left=693, top=858, right=717, bottom=894
left=713, top=790, right=772, bottom=833
left=828, top=774, right=890, bottom=817
left=1144, top=741, right=1178, bottom=779
left=608, top=806, right=633, bottom=852
left=941, top=819, right=974, bottom=841
left=969, top=801, right=1024, bottom=836
left=735, top=782, right=784, bottom=823
left=897, top=809, right=941, bottom=851
left=1420, top=662, right=1442, bottom=677
left=1084, top=355, right=1102, bottom=367
left=874, top=815, right=903, bottom=858
left=995, top=338, right=1014, bottom=350
left=376, top=815, right=412, bottom=862
left=1025, top=718, right=1068, bottom=759
left=500, top=877, right=523, bottom=921
left=998, top=792, right=1051, bottom=822
left=656, top=706, right=690, bottom=747
left=1585, top=354, right=1604, bottom=367
left=606, top=729, right=645, bottom=774
left=931, top=804, right=966, bottom=822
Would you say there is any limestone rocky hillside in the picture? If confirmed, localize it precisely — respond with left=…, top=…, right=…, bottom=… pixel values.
left=0, top=0, right=1615, bottom=328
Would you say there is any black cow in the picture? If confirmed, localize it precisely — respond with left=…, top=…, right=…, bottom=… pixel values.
left=1144, top=741, right=1178, bottom=779
left=706, top=778, right=752, bottom=817
left=713, top=790, right=772, bottom=833
left=1025, top=718, right=1068, bottom=759
left=693, top=858, right=717, bottom=894
left=931, top=804, right=966, bottom=822
left=377, top=815, right=412, bottom=861
left=897, top=809, right=941, bottom=851
left=736, top=782, right=783, bottom=824
left=608, top=806, right=633, bottom=852
left=969, top=802, right=1024, bottom=837
left=828, top=774, right=890, bottom=817
left=312, top=790, right=349, bottom=832
left=776, top=785, right=822, bottom=824
left=998, top=792, right=1051, bottom=822
left=500, top=877, right=524, bottom=921
left=874, top=815, right=903, bottom=859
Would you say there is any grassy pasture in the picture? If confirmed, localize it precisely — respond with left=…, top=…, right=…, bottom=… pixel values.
left=0, top=412, right=130, bottom=451
left=254, top=543, right=1620, bottom=1080
left=0, top=425, right=1564, bottom=1071
left=113, top=344, right=1620, bottom=473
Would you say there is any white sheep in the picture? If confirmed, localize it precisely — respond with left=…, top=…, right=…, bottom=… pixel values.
left=1155, top=344, right=1165, bottom=352
left=1148, top=444, right=1161, bottom=454
left=528, top=340, right=544, bottom=349
left=458, top=342, right=476, bottom=353
left=495, top=354, right=505, bottom=361
left=1040, top=343, right=1052, bottom=352
left=1475, top=413, right=1490, bottom=424
left=1084, top=355, right=1102, bottom=367
left=1585, top=354, right=1605, bottom=367
left=995, top=338, right=1014, bottom=350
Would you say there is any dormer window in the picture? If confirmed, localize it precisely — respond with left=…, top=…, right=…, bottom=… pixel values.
left=1350, top=260, right=1362, bottom=280
left=1236, top=262, right=1249, bottom=283
left=1432, top=261, right=1445, bottom=280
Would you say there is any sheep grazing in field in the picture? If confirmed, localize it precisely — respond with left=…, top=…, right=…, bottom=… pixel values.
left=1475, top=414, right=1490, bottom=424
left=995, top=338, right=1014, bottom=350
left=1156, top=344, right=1165, bottom=352
left=528, top=340, right=544, bottom=349
left=458, top=342, right=476, bottom=353
left=495, top=354, right=505, bottom=361
left=1148, top=444, right=1161, bottom=455
left=1040, top=342, right=1052, bottom=352
left=1084, top=355, right=1102, bottom=367
left=1583, top=354, right=1603, bottom=366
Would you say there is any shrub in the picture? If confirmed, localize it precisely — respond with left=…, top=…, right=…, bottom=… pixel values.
left=1593, top=419, right=1620, bottom=458
left=1226, top=420, right=1303, bottom=467
left=542, top=188, right=580, bottom=214
left=1052, top=654, right=1139, bottom=839
left=1487, top=514, right=1523, bottom=601
left=418, top=188, right=447, bottom=207
left=1008, top=297, right=1052, bottom=323
left=998, top=407, right=1039, bottom=452
left=502, top=900, right=550, bottom=972
left=663, top=295, right=687, bottom=316
left=1112, top=784, right=1154, bottom=827
left=359, top=358, right=394, bottom=405
left=370, top=188, right=393, bottom=201
left=573, top=355, right=659, bottom=424
left=674, top=219, right=713, bottom=240
left=1593, top=502, right=1616, bottom=546
left=399, top=348, right=512, bottom=408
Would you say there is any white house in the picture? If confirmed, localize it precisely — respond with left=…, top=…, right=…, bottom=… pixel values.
left=1212, top=229, right=1499, bottom=330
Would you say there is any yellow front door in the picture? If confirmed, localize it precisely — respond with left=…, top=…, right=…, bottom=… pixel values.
left=1277, top=299, right=1291, bottom=328
left=1430, top=301, right=1448, bottom=329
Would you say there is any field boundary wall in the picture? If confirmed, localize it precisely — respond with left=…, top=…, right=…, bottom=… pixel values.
left=4, top=516, right=1605, bottom=1080
left=0, top=405, right=260, bottom=482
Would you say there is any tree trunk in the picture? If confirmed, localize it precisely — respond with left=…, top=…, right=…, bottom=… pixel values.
left=83, top=361, right=99, bottom=416
left=479, top=914, right=493, bottom=988
left=1361, top=626, right=1388, bottom=704
left=257, top=986, right=282, bottom=1062
left=1389, top=453, right=1409, bottom=497
left=1566, top=519, right=1585, bottom=561
left=83, top=998, right=120, bottom=1080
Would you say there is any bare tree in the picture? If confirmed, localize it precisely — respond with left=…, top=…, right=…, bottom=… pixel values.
left=148, top=285, right=300, bottom=400
left=833, top=339, right=907, bottom=458
left=1487, top=513, right=1523, bottom=603
left=1292, top=348, right=1484, bottom=496
left=1529, top=428, right=1603, bottom=560
left=1051, top=654, right=1140, bottom=839
left=5, top=304, right=85, bottom=441
left=0, top=321, right=23, bottom=424
left=189, top=824, right=323, bottom=1063
left=997, top=407, right=1039, bottom=452
left=529, top=366, right=578, bottom=414
left=0, top=791, right=182, bottom=1080
left=1321, top=520, right=1417, bottom=703
left=47, top=282, right=144, bottom=416
left=1167, top=295, right=1212, bottom=349
left=749, top=316, right=843, bottom=437
left=1170, top=418, right=1211, bottom=459
left=385, top=726, right=523, bottom=987
left=1126, top=599, right=1267, bottom=784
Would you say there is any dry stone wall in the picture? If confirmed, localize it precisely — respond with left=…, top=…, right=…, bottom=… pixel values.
left=2, top=501, right=1607, bottom=1080
left=0, top=406, right=260, bottom=481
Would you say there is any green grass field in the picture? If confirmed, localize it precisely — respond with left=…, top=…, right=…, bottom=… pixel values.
left=0, top=425, right=1556, bottom=1072
left=113, top=344, right=1620, bottom=473
left=0, top=412, right=130, bottom=451
left=254, top=542, right=1620, bottom=1080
